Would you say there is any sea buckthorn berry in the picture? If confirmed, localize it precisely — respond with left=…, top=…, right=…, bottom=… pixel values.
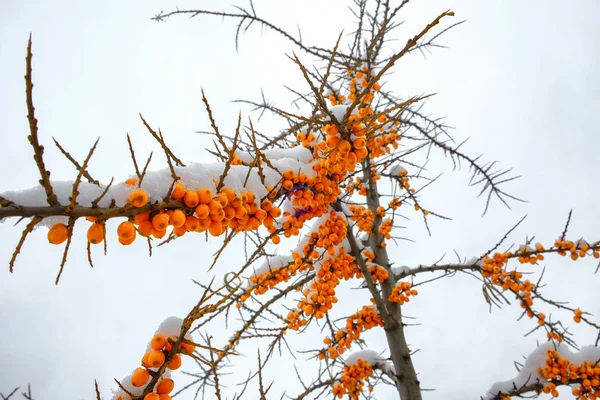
left=144, top=394, right=160, bottom=400
left=167, top=354, right=182, bottom=370
left=85, top=216, right=97, bottom=222
left=157, top=378, right=174, bottom=395
left=152, top=214, right=169, bottom=231
left=151, top=334, right=166, bottom=350
left=131, top=367, right=150, bottom=387
left=147, top=349, right=166, bottom=368
left=87, top=223, right=104, bottom=244
left=208, top=220, right=225, bottom=236
left=184, top=216, right=200, bottom=232
left=195, top=204, right=210, bottom=219
left=129, top=189, right=149, bottom=207
left=171, top=183, right=186, bottom=200
left=48, top=223, right=68, bottom=245
left=125, top=178, right=138, bottom=186
left=141, top=352, right=150, bottom=368
left=169, top=209, right=186, bottom=228
left=153, top=229, right=167, bottom=239
left=179, top=342, right=195, bottom=354
left=117, top=221, right=135, bottom=240
left=164, top=337, right=174, bottom=352
left=158, top=395, right=171, bottom=400
left=138, top=221, right=155, bottom=237
left=134, top=211, right=150, bottom=225
left=198, top=188, right=213, bottom=204
left=173, top=225, right=187, bottom=237
left=118, top=232, right=136, bottom=246
left=183, top=190, right=199, bottom=208
left=272, top=235, right=281, bottom=244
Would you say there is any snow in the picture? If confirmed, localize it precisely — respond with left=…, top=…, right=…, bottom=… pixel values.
left=391, top=265, right=411, bottom=275
left=483, top=342, right=600, bottom=399
left=247, top=255, right=293, bottom=286
left=329, top=105, right=349, bottom=122
left=0, top=150, right=319, bottom=228
left=344, top=349, right=395, bottom=375
left=389, top=164, right=407, bottom=176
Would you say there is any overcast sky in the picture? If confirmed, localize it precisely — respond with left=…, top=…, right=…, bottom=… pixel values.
left=1, top=1, right=599, bottom=399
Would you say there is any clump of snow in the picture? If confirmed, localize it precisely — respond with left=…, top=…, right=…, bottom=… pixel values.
left=483, top=342, right=600, bottom=399
left=145, top=316, right=192, bottom=353
left=247, top=255, right=293, bottom=287
left=389, top=164, right=407, bottom=176
left=111, top=371, right=145, bottom=399
left=463, top=257, right=483, bottom=267
left=391, top=265, right=411, bottom=276
left=518, top=244, right=535, bottom=253
left=329, top=105, right=349, bottom=122
left=344, top=349, right=395, bottom=375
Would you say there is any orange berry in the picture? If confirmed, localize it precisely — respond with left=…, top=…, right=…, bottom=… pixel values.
left=157, top=378, right=174, bottom=395
left=152, top=214, right=170, bottom=231
left=85, top=216, right=97, bottom=222
left=167, top=354, right=182, bottom=370
left=272, top=235, right=281, bottom=244
left=144, top=394, right=160, bottom=400
left=118, top=232, right=136, bottom=246
left=208, top=220, right=225, bottom=236
left=158, top=395, right=172, bottom=400
left=129, top=189, right=149, bottom=207
left=138, top=220, right=155, bottom=237
left=134, top=212, right=151, bottom=225
left=164, top=337, right=174, bottom=353
left=198, top=188, right=213, bottom=204
left=169, top=209, right=186, bottom=228
left=148, top=349, right=166, bottom=368
left=270, top=207, right=282, bottom=218
left=87, top=223, right=104, bottom=244
left=173, top=225, right=186, bottom=237
left=151, top=334, right=166, bottom=350
left=153, top=229, right=167, bottom=239
left=195, top=204, right=210, bottom=219
left=171, top=183, right=186, bottom=200
left=179, top=342, right=195, bottom=354
left=125, top=177, right=138, bottom=186
left=208, top=200, right=223, bottom=215
left=184, top=216, right=200, bottom=232
left=117, top=221, right=135, bottom=240
left=254, top=209, right=267, bottom=221
left=48, top=223, right=69, bottom=245
left=183, top=190, right=199, bottom=208
left=131, top=367, right=150, bottom=387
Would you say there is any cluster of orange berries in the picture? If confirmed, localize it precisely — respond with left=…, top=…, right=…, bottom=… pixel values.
left=480, top=251, right=536, bottom=314
left=115, top=333, right=194, bottom=400
left=345, top=67, right=380, bottom=104
left=538, top=349, right=600, bottom=399
left=331, top=359, right=374, bottom=399
left=554, top=239, right=600, bottom=261
left=389, top=281, right=418, bottom=305
left=281, top=213, right=361, bottom=328
left=366, top=264, right=389, bottom=283
left=240, top=212, right=356, bottom=329
left=270, top=169, right=341, bottom=240
left=348, top=205, right=374, bottom=233
left=47, top=179, right=283, bottom=247
left=344, top=177, right=368, bottom=197
left=319, top=305, right=383, bottom=360
left=292, top=249, right=356, bottom=325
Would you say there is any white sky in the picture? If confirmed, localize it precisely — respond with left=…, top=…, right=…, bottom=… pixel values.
left=1, top=1, right=599, bottom=399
